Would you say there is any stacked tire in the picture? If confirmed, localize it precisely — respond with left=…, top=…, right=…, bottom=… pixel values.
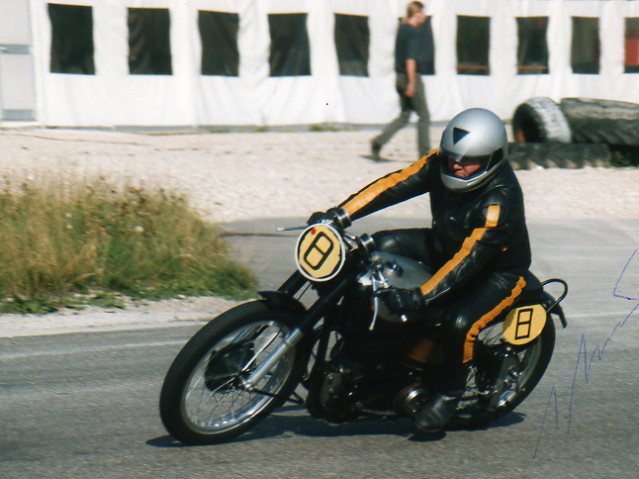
left=512, top=97, right=572, bottom=144
left=560, top=98, right=639, bottom=148
left=510, top=96, right=639, bottom=169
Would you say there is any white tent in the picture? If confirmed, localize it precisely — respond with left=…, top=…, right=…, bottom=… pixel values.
left=1, top=0, right=639, bottom=127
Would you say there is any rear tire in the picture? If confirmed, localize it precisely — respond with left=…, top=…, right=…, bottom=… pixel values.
left=453, top=317, right=556, bottom=429
left=159, top=301, right=307, bottom=444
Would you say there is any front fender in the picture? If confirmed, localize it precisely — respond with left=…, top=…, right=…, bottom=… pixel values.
left=258, top=291, right=307, bottom=315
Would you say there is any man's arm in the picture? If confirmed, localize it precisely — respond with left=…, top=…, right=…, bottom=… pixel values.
left=420, top=201, right=516, bottom=304
left=404, top=58, right=417, bottom=97
left=337, top=151, right=436, bottom=221
left=381, top=202, right=514, bottom=314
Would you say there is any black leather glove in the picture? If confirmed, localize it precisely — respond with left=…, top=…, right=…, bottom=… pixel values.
left=306, top=208, right=337, bottom=225
left=376, top=287, right=425, bottom=314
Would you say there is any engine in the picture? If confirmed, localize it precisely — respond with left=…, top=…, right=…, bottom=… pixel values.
left=305, top=252, right=445, bottom=423
left=306, top=323, right=444, bottom=423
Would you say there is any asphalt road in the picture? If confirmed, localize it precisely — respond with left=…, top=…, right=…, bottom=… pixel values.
left=1, top=217, right=638, bottom=479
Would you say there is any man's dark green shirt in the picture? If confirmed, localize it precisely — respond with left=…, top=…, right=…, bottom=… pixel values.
left=394, top=23, right=426, bottom=74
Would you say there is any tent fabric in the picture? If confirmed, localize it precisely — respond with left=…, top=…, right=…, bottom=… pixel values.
left=28, top=0, right=639, bottom=127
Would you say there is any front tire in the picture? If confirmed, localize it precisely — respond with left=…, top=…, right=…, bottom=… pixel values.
left=159, top=301, right=307, bottom=444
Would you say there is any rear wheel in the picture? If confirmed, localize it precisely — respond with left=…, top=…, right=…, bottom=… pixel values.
left=453, top=317, right=556, bottom=428
left=159, top=301, right=307, bottom=444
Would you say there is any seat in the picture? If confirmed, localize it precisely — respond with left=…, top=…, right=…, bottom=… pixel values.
left=517, top=271, right=543, bottom=304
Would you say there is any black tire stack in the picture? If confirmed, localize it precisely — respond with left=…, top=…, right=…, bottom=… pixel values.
left=509, top=96, right=639, bottom=169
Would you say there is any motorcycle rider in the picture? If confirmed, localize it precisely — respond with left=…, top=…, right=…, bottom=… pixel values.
left=309, top=108, right=532, bottom=432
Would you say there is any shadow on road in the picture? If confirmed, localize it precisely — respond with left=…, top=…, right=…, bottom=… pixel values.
left=146, top=436, right=192, bottom=448
left=146, top=408, right=525, bottom=448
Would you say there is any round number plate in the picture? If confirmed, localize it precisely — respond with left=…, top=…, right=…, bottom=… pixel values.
left=295, top=224, right=346, bottom=282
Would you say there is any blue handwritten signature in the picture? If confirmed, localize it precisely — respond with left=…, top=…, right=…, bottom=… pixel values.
left=532, top=249, right=638, bottom=459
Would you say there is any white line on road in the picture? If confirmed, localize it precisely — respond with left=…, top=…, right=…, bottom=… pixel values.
left=0, top=339, right=186, bottom=361
left=2, top=310, right=634, bottom=360
left=562, top=311, right=634, bottom=320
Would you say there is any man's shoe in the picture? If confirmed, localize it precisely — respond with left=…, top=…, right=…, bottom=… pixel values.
left=370, top=141, right=382, bottom=161
left=413, top=390, right=463, bottom=432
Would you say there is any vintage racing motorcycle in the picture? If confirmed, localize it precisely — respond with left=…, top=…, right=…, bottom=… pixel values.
left=160, top=209, right=568, bottom=444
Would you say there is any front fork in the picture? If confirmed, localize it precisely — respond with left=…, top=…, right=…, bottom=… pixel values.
left=242, top=271, right=355, bottom=390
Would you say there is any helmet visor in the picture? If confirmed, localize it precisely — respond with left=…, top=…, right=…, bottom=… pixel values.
left=441, top=151, right=491, bottom=179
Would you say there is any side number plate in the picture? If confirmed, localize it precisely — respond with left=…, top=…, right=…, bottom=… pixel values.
left=503, top=304, right=547, bottom=345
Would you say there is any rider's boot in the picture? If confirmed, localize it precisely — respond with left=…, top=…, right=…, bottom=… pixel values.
left=413, top=388, right=463, bottom=432
left=413, top=365, right=468, bottom=432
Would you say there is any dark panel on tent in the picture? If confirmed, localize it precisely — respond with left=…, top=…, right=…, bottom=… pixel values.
left=456, top=16, right=490, bottom=75
left=625, top=18, right=639, bottom=73
left=268, top=13, right=311, bottom=77
left=418, top=17, right=435, bottom=75
left=128, top=8, right=172, bottom=75
left=571, top=17, right=600, bottom=74
left=199, top=11, right=239, bottom=76
left=48, top=3, right=95, bottom=74
left=517, top=17, right=549, bottom=74
left=334, top=14, right=369, bottom=77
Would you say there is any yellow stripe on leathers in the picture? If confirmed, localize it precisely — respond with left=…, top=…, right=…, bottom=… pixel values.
left=463, top=276, right=527, bottom=362
left=419, top=204, right=502, bottom=297
left=485, top=203, right=500, bottom=228
left=341, top=151, right=437, bottom=217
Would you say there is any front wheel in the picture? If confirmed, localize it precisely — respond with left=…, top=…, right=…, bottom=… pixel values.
left=159, top=301, right=307, bottom=444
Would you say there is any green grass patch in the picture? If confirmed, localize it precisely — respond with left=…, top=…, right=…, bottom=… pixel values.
left=0, top=180, right=255, bottom=313
left=309, top=123, right=340, bottom=132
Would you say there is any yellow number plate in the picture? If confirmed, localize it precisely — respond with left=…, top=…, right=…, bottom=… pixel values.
left=503, top=304, right=547, bottom=345
left=295, top=224, right=346, bottom=282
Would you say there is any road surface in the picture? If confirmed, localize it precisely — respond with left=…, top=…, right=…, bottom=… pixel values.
left=1, top=217, right=638, bottom=478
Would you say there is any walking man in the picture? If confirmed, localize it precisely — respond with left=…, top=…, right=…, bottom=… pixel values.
left=371, top=1, right=431, bottom=160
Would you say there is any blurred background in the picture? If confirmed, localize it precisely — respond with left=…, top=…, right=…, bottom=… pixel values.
left=1, top=0, right=639, bottom=129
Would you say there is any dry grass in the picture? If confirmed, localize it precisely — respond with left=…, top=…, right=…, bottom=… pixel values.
left=0, top=179, right=255, bottom=313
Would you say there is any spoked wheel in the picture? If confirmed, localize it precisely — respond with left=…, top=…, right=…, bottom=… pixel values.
left=453, top=317, right=556, bottom=428
left=160, top=301, right=307, bottom=444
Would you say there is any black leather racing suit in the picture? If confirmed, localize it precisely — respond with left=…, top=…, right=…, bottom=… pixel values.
left=338, top=151, right=532, bottom=389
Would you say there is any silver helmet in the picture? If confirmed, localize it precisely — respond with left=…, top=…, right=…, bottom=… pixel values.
left=439, top=108, right=508, bottom=193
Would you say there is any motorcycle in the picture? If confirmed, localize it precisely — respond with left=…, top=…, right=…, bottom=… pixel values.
left=159, top=209, right=568, bottom=444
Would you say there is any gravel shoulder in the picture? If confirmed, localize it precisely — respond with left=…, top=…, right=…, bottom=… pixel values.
left=1, top=126, right=637, bottom=337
